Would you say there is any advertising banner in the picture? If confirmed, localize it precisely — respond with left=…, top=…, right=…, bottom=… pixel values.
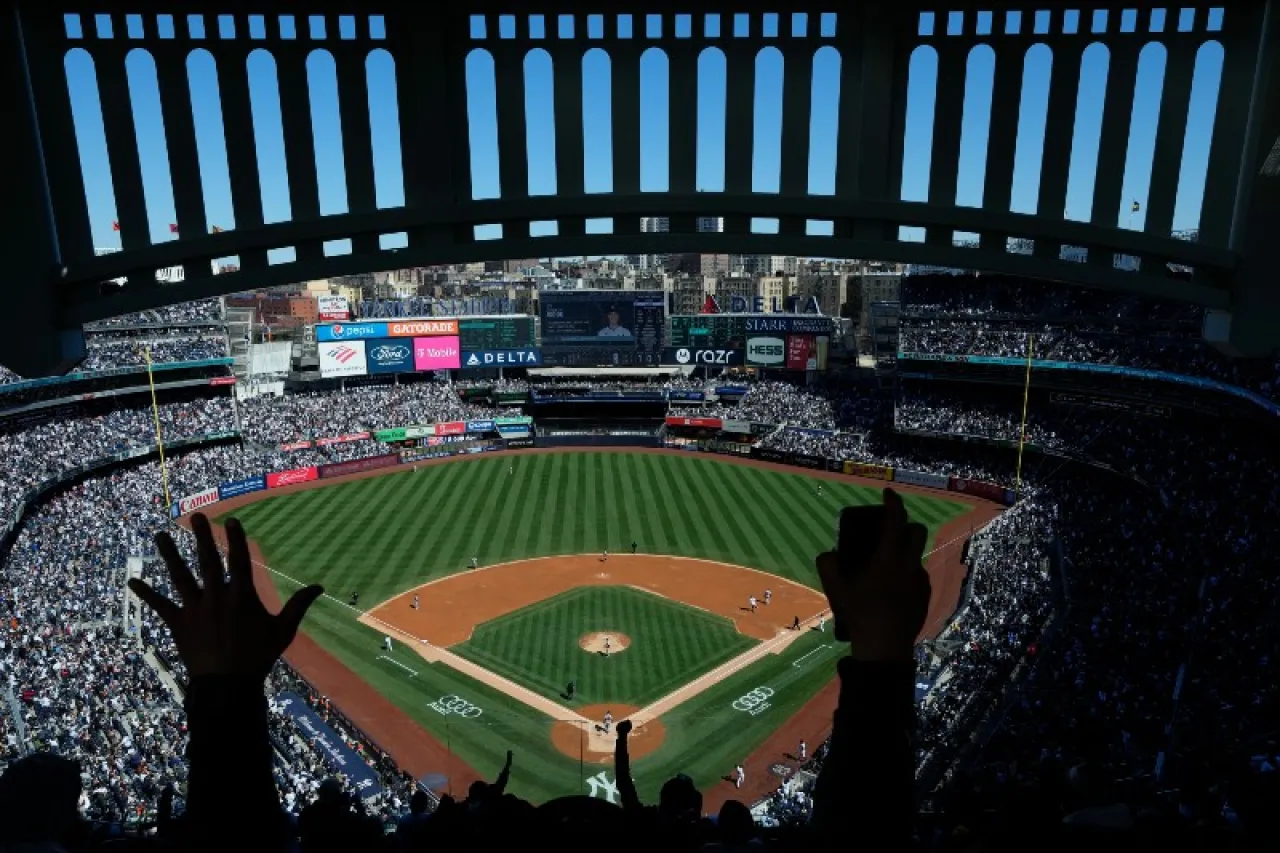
left=209, top=376, right=236, bottom=386
left=721, top=419, right=752, bottom=434
left=494, top=416, right=534, bottom=426
left=663, top=347, right=744, bottom=366
left=505, top=437, right=536, bottom=449
left=498, top=425, right=531, bottom=436
left=389, top=319, right=459, bottom=337
left=436, top=421, right=466, bottom=436
left=786, top=335, right=815, bottom=371
left=267, top=466, right=319, bottom=489
left=413, top=336, right=461, bottom=371
left=316, top=322, right=387, bottom=342
left=405, top=425, right=436, bottom=439
left=318, top=453, right=399, bottom=479
left=460, top=349, right=542, bottom=368
left=174, top=487, right=219, bottom=517
left=374, top=428, right=406, bottom=442
left=274, top=693, right=382, bottom=799
left=949, top=478, right=1008, bottom=503
left=466, top=420, right=495, bottom=434
left=315, top=432, right=370, bottom=447
left=790, top=453, right=824, bottom=470
left=746, top=336, right=787, bottom=366
left=843, top=461, right=892, bottom=480
left=319, top=341, right=368, bottom=378
left=218, top=476, right=266, bottom=500
left=666, top=390, right=706, bottom=401
left=496, top=391, right=529, bottom=403
left=754, top=448, right=788, bottom=464
left=365, top=339, right=414, bottom=374
left=317, top=295, right=350, bottom=321
left=894, top=469, right=950, bottom=490
left=281, top=440, right=313, bottom=451
left=665, top=416, right=723, bottom=429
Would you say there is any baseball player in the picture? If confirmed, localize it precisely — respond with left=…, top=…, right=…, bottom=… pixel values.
left=748, top=596, right=758, bottom=613
left=604, top=636, right=612, bottom=657
left=790, top=615, right=801, bottom=631
left=799, top=739, right=807, bottom=761
left=735, top=765, right=745, bottom=788
left=601, top=549, right=609, bottom=562
left=631, top=541, right=637, bottom=554
left=818, top=614, right=827, bottom=632
left=817, top=483, right=823, bottom=497
left=470, top=555, right=479, bottom=570
left=383, top=636, right=392, bottom=652
left=764, top=589, right=772, bottom=605
left=509, top=464, right=514, bottom=475
left=349, top=591, right=360, bottom=607
left=603, top=711, right=613, bottom=734
left=566, top=680, right=576, bottom=701
left=411, top=594, right=420, bottom=610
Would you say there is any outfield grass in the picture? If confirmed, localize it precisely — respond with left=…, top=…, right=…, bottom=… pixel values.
left=453, top=586, right=758, bottom=707
left=227, top=451, right=972, bottom=802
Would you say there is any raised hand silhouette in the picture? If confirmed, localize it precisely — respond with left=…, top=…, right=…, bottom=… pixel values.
left=128, top=513, right=324, bottom=679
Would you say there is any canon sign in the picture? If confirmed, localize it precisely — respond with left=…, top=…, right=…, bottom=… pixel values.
left=746, top=337, right=786, bottom=366
left=176, top=487, right=219, bottom=516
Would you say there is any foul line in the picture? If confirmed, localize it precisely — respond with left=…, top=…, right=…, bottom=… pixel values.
left=791, top=644, right=836, bottom=669
left=378, top=655, right=418, bottom=677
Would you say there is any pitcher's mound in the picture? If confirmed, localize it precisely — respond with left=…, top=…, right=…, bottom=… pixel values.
left=580, top=632, right=630, bottom=655
left=550, top=703, right=666, bottom=762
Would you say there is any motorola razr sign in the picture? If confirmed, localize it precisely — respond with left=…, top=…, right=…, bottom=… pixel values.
left=746, top=337, right=786, bottom=366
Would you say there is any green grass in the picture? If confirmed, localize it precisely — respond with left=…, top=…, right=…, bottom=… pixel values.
left=453, top=586, right=757, bottom=707
left=226, top=451, right=974, bottom=803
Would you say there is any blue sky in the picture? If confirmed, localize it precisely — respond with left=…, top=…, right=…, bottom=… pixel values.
left=64, top=9, right=1225, bottom=266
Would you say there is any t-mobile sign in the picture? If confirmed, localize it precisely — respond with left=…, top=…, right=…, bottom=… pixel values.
left=414, top=335, right=461, bottom=370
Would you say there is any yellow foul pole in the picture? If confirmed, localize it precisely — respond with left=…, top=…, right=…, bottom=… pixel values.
left=1014, top=334, right=1035, bottom=500
left=144, top=347, right=172, bottom=509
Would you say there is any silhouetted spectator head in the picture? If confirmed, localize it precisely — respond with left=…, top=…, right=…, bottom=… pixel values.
left=658, top=773, right=701, bottom=822
left=717, top=799, right=757, bottom=845
left=0, top=754, right=83, bottom=845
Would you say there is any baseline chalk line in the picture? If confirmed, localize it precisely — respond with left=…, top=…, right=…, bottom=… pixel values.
left=377, top=655, right=418, bottom=676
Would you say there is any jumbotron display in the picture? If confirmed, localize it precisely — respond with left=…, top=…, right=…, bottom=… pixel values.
left=538, top=290, right=666, bottom=367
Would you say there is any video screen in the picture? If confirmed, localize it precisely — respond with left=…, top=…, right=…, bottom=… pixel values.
left=539, top=290, right=665, bottom=366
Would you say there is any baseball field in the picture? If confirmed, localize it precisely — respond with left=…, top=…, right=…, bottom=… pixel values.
left=217, top=449, right=992, bottom=806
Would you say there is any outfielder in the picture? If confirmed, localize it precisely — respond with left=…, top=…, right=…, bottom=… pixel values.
left=817, top=484, right=822, bottom=497
left=383, top=636, right=392, bottom=652
left=470, top=555, right=479, bottom=570
left=566, top=680, right=576, bottom=701
left=818, top=614, right=826, bottom=632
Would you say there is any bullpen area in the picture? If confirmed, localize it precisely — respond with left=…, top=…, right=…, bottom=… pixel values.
left=215, top=450, right=988, bottom=806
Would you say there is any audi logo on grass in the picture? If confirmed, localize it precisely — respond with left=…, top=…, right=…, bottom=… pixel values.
left=429, top=694, right=484, bottom=718
left=732, top=686, right=774, bottom=716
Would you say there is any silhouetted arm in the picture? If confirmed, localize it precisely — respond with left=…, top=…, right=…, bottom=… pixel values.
left=614, top=721, right=642, bottom=811
left=492, top=750, right=513, bottom=795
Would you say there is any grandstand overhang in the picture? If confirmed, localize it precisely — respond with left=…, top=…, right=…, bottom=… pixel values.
left=3, top=1, right=1278, bottom=375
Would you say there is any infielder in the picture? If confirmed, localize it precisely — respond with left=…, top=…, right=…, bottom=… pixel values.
left=470, top=555, right=479, bottom=570
left=603, top=711, right=613, bottom=734
left=818, top=614, right=826, bottom=632
left=748, top=596, right=758, bottom=613
left=735, top=765, right=745, bottom=788
left=799, top=739, right=807, bottom=761
left=601, top=549, right=609, bottom=562
left=764, top=589, right=772, bottom=605
left=411, top=594, right=420, bottom=610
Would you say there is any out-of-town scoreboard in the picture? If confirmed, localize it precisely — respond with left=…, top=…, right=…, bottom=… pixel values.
left=667, top=315, right=745, bottom=350
left=457, top=316, right=535, bottom=351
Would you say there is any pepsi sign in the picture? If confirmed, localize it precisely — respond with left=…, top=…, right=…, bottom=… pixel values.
left=316, top=322, right=388, bottom=342
left=365, top=338, right=414, bottom=374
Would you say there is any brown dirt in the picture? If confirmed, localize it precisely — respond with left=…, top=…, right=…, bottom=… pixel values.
left=549, top=704, right=667, bottom=763
left=580, top=632, right=630, bottom=655
left=196, top=447, right=1003, bottom=805
left=367, top=555, right=828, bottom=647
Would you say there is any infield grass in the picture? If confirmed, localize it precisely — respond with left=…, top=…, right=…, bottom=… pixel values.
left=453, top=586, right=757, bottom=706
left=226, top=451, right=974, bottom=803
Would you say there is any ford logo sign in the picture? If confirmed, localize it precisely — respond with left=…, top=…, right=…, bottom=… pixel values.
left=371, top=344, right=410, bottom=361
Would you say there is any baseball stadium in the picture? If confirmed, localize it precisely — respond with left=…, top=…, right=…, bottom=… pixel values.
left=1, top=2, right=1279, bottom=851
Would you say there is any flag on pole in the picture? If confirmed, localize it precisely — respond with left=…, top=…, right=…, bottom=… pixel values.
left=169, top=223, right=179, bottom=234
left=1131, top=200, right=1141, bottom=213
left=210, top=225, right=225, bottom=234
left=111, top=221, right=120, bottom=232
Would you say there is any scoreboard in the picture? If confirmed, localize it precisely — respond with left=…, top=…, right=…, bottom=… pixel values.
left=458, top=316, right=535, bottom=351
left=668, top=315, right=746, bottom=350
